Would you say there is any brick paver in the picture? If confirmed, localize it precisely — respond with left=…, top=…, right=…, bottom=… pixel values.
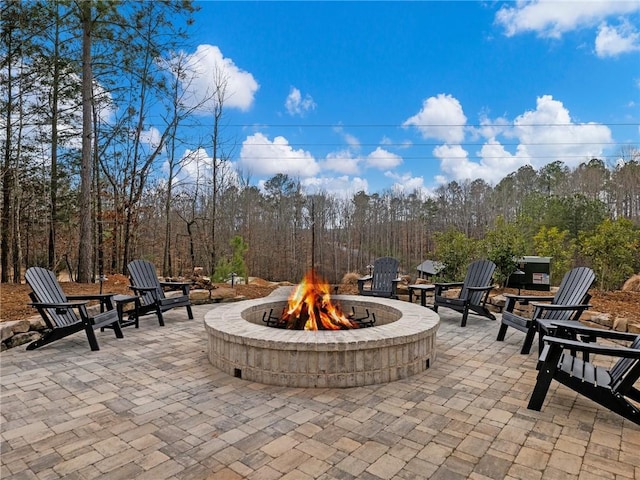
left=1, top=297, right=638, bottom=479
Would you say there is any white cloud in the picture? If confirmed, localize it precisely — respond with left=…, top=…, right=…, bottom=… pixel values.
left=285, top=87, right=316, bottom=116
left=139, top=127, right=162, bottom=149
left=495, top=0, right=640, bottom=39
left=433, top=144, right=480, bottom=181
left=173, top=147, right=240, bottom=191
left=385, top=171, right=427, bottom=195
left=595, top=20, right=640, bottom=57
left=403, top=94, right=467, bottom=143
left=322, top=150, right=361, bottom=175
left=436, top=95, right=613, bottom=184
left=175, top=44, right=259, bottom=113
left=511, top=95, right=612, bottom=169
left=301, top=176, right=369, bottom=198
left=333, top=126, right=361, bottom=149
left=473, top=115, right=511, bottom=141
left=238, top=132, right=320, bottom=177
left=366, top=147, right=403, bottom=170
left=435, top=139, right=526, bottom=185
left=321, top=146, right=403, bottom=175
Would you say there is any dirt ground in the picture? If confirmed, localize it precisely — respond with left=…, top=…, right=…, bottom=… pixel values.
left=1, top=275, right=639, bottom=323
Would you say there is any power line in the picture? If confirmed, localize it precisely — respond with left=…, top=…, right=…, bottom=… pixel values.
left=232, top=141, right=631, bottom=148
left=224, top=122, right=640, bottom=128
left=237, top=154, right=624, bottom=161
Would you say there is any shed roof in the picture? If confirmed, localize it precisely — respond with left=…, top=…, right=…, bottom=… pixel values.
left=416, top=260, right=445, bottom=275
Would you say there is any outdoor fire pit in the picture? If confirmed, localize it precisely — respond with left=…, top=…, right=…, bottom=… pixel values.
left=204, top=276, right=440, bottom=387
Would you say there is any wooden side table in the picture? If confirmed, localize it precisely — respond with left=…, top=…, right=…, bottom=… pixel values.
left=112, top=294, right=141, bottom=328
left=407, top=284, right=436, bottom=307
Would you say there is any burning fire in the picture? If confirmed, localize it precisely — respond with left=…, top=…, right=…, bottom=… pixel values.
left=281, top=270, right=359, bottom=330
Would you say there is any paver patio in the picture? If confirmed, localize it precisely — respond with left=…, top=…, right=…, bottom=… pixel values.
left=1, top=296, right=639, bottom=479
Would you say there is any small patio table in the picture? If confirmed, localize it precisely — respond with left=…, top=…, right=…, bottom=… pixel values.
left=112, top=294, right=141, bottom=328
left=407, top=284, right=435, bottom=307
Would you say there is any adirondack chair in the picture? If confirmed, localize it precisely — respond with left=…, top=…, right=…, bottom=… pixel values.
left=127, top=260, right=193, bottom=325
left=529, top=322, right=640, bottom=426
left=357, top=256, right=401, bottom=299
left=496, top=266, right=595, bottom=354
left=25, top=267, right=123, bottom=351
left=431, top=259, right=497, bottom=327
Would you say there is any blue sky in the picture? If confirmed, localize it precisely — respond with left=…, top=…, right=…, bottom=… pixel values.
left=164, top=1, right=640, bottom=196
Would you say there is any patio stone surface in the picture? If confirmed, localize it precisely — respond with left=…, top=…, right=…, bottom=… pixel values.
left=1, top=297, right=639, bottom=479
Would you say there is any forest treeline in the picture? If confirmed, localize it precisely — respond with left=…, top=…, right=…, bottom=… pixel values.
left=2, top=1, right=639, bottom=291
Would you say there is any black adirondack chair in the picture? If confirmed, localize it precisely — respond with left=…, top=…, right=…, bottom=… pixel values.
left=496, top=266, right=595, bottom=354
left=25, top=267, right=123, bottom=351
left=357, top=257, right=401, bottom=299
left=127, top=260, right=193, bottom=325
left=432, top=259, right=497, bottom=327
left=529, top=322, right=640, bottom=426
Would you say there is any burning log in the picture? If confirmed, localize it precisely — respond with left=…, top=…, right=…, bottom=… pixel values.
left=281, top=269, right=359, bottom=330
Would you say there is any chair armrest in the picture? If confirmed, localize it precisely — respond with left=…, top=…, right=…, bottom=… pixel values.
left=67, top=293, right=114, bottom=309
left=533, top=303, right=591, bottom=321
left=160, top=281, right=191, bottom=289
left=531, top=302, right=592, bottom=311
left=543, top=336, right=640, bottom=359
left=160, top=281, right=191, bottom=294
left=358, top=275, right=373, bottom=282
left=129, top=285, right=162, bottom=301
left=435, top=282, right=464, bottom=288
left=503, top=293, right=555, bottom=305
left=467, top=285, right=494, bottom=292
left=434, top=282, right=464, bottom=295
left=29, top=301, right=88, bottom=311
left=547, top=321, right=640, bottom=342
left=503, top=293, right=554, bottom=313
left=67, top=293, right=114, bottom=301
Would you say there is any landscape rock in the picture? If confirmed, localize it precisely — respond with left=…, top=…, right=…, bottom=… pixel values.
left=211, top=287, right=237, bottom=301
left=0, top=324, right=14, bottom=342
left=29, top=317, right=47, bottom=330
left=622, top=274, right=640, bottom=292
left=6, top=331, right=41, bottom=349
left=189, top=289, right=211, bottom=304
left=612, top=317, right=628, bottom=332
left=1, top=320, right=31, bottom=342
left=581, top=311, right=612, bottom=328
left=489, top=294, right=506, bottom=310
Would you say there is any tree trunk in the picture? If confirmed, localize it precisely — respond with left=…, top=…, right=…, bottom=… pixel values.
left=93, top=92, right=104, bottom=279
left=48, top=4, right=60, bottom=270
left=1, top=25, right=14, bottom=283
left=77, top=1, right=93, bottom=282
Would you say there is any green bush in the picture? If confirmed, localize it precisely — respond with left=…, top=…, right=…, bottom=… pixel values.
left=580, top=219, right=640, bottom=291
left=533, top=226, right=575, bottom=285
left=434, top=229, right=478, bottom=281
left=483, top=216, right=527, bottom=287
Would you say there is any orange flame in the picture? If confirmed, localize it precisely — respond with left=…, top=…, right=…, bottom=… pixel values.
left=281, top=269, right=359, bottom=330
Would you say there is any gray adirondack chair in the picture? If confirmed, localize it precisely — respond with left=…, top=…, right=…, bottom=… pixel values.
left=127, top=260, right=193, bottom=325
left=357, top=256, right=401, bottom=299
left=529, top=322, right=640, bottom=426
left=432, top=259, right=497, bottom=327
left=496, top=266, right=595, bottom=354
left=25, top=267, right=123, bottom=351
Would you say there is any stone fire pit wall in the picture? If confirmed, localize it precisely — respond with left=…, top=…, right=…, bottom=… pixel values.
left=204, top=294, right=440, bottom=388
